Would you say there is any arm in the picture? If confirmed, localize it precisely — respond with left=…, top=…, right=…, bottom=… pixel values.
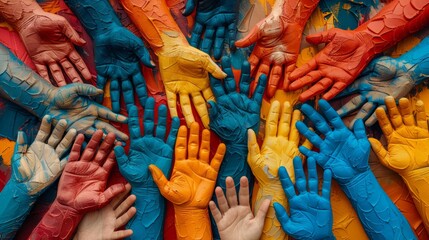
left=113, top=99, right=180, bottom=240
left=0, top=116, right=76, bottom=238
left=370, top=96, right=429, bottom=233
left=235, top=0, right=320, bottom=97
left=296, top=100, right=416, bottom=239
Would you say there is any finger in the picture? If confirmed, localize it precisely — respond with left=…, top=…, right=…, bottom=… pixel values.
left=202, top=87, right=215, bottom=102
left=319, top=99, right=346, bottom=130
left=183, top=0, right=196, bottom=16
left=48, top=119, right=68, bottom=148
left=69, top=50, right=92, bottom=81
left=210, top=74, right=226, bottom=98
left=36, top=115, right=52, bottom=142
left=110, top=79, right=121, bottom=113
left=201, top=28, right=215, bottom=54
left=365, top=110, right=379, bottom=127
left=337, top=95, right=366, bottom=117
left=214, top=27, right=226, bottom=60
left=190, top=22, right=203, bottom=48
left=156, top=104, right=168, bottom=140
left=353, top=119, right=367, bottom=140
left=101, top=149, right=117, bottom=174
left=128, top=105, right=141, bottom=139
left=267, top=65, right=282, bottom=97
left=68, top=83, right=103, bottom=97
left=210, top=143, right=226, bottom=173
left=167, top=117, right=180, bottom=148
left=252, top=74, right=267, bottom=105
left=149, top=165, right=181, bottom=203
left=375, top=106, right=394, bottom=138
left=114, top=193, right=136, bottom=218
left=81, top=130, right=104, bottom=162
left=69, top=134, right=84, bottom=162
left=132, top=73, right=148, bottom=108
left=144, top=97, right=155, bottom=136
left=248, top=54, right=260, bottom=76
left=298, top=77, right=332, bottom=102
left=296, top=121, right=323, bottom=148
left=56, top=128, right=77, bottom=158
left=180, top=94, right=195, bottom=127
left=307, top=157, right=318, bottom=194
left=121, top=79, right=135, bottom=112
left=222, top=57, right=236, bottom=93
left=35, top=64, right=50, bottom=83
left=96, top=75, right=107, bottom=102
left=225, top=177, right=238, bottom=207
left=289, top=58, right=317, bottom=82
left=227, top=22, right=237, bottom=50
left=322, top=169, right=332, bottom=199
left=354, top=102, right=376, bottom=125
left=214, top=187, right=229, bottom=214
left=278, top=102, right=292, bottom=138
left=115, top=204, right=136, bottom=228
left=238, top=176, right=250, bottom=206
left=247, top=129, right=261, bottom=166
left=235, top=24, right=260, bottom=48
left=191, top=92, right=210, bottom=129
left=166, top=90, right=178, bottom=118
left=199, top=129, right=211, bottom=163
left=299, top=145, right=318, bottom=159
left=209, top=201, right=223, bottom=224
left=398, top=98, right=415, bottom=126
left=385, top=96, right=403, bottom=129
left=114, top=146, right=129, bottom=172
left=15, top=131, right=28, bottom=154
left=415, top=100, right=428, bottom=130
left=175, top=125, right=188, bottom=161
left=265, top=101, right=280, bottom=137
left=300, top=103, right=331, bottom=135
left=306, top=29, right=336, bottom=45
left=94, top=132, right=116, bottom=165
left=278, top=166, right=296, bottom=199
left=188, top=122, right=200, bottom=160
left=322, top=81, right=348, bottom=101
left=60, top=59, right=82, bottom=83
left=49, top=63, right=66, bottom=87
left=99, top=184, right=126, bottom=207
left=289, top=110, right=301, bottom=146
left=239, top=60, right=251, bottom=96
left=293, top=156, right=306, bottom=194
left=94, top=120, right=129, bottom=142
left=111, top=230, right=133, bottom=240
left=111, top=183, right=132, bottom=209
left=96, top=104, right=128, bottom=123
left=273, top=202, right=289, bottom=227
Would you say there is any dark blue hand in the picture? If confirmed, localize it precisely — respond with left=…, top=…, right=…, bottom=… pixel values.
left=274, top=157, right=334, bottom=240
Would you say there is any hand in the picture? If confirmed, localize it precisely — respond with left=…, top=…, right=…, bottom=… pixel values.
left=209, top=176, right=270, bottom=240
left=296, top=99, right=370, bottom=184
left=56, top=131, right=125, bottom=213
left=11, top=115, right=76, bottom=195
left=45, top=83, right=129, bottom=141
left=114, top=98, right=180, bottom=189
left=74, top=184, right=136, bottom=240
left=209, top=57, right=266, bottom=145
left=185, top=0, right=239, bottom=60
left=16, top=9, right=92, bottom=86
left=274, top=157, right=334, bottom=240
left=158, top=45, right=226, bottom=128
left=236, top=14, right=304, bottom=97
left=289, top=28, right=374, bottom=102
left=336, top=56, right=415, bottom=127
left=149, top=122, right=226, bottom=208
left=94, top=25, right=153, bottom=113
left=370, top=97, right=429, bottom=174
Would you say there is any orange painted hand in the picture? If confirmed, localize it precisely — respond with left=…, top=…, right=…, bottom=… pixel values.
left=235, top=16, right=302, bottom=97
left=289, top=28, right=374, bottom=102
left=158, top=45, right=226, bottom=129
left=247, top=100, right=311, bottom=239
left=15, top=9, right=92, bottom=86
left=370, top=96, right=429, bottom=231
left=149, top=122, right=226, bottom=240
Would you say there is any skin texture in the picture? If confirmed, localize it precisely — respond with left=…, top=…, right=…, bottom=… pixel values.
left=120, top=0, right=226, bottom=129
left=184, top=0, right=240, bottom=60
left=337, top=36, right=429, bottom=127
left=370, top=97, right=429, bottom=233
left=247, top=100, right=311, bottom=240
left=235, top=0, right=320, bottom=97
left=209, top=176, right=270, bottom=240
left=0, top=0, right=91, bottom=86
left=114, top=98, right=180, bottom=240
left=29, top=131, right=126, bottom=239
left=274, top=157, right=334, bottom=240
left=149, top=123, right=226, bottom=240
left=0, top=43, right=129, bottom=141
left=289, top=0, right=429, bottom=102
left=64, top=0, right=154, bottom=113
left=0, top=116, right=76, bottom=238
left=74, top=184, right=137, bottom=240
left=296, top=100, right=416, bottom=239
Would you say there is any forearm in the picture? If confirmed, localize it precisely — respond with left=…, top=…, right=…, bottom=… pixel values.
left=64, top=0, right=122, bottom=37
left=127, top=188, right=165, bottom=240
left=0, top=182, right=37, bottom=239
left=399, top=36, right=429, bottom=84
left=29, top=200, right=83, bottom=240
left=174, top=207, right=212, bottom=240
left=401, top=167, right=429, bottom=232
left=0, top=0, right=43, bottom=30
left=357, top=0, right=429, bottom=55
left=0, top=43, right=52, bottom=118
left=341, top=170, right=416, bottom=239
left=276, top=0, right=320, bottom=26
left=119, top=0, right=188, bottom=52
left=216, top=144, right=252, bottom=191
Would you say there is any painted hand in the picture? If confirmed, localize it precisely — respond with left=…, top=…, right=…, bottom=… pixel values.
left=158, top=45, right=226, bottom=128
left=274, top=157, right=334, bottom=240
left=337, top=56, right=415, bottom=126
left=236, top=14, right=304, bottom=97
left=209, top=57, right=266, bottom=145
left=289, top=29, right=374, bottom=102
left=94, top=25, right=153, bottom=113
left=114, top=98, right=180, bottom=189
left=185, top=0, right=239, bottom=60
left=11, top=115, right=76, bottom=196
left=16, top=9, right=91, bottom=86
left=296, top=100, right=370, bottom=184
left=74, top=184, right=136, bottom=240
left=209, top=176, right=270, bottom=240
left=56, top=131, right=125, bottom=213
left=45, top=83, right=128, bottom=141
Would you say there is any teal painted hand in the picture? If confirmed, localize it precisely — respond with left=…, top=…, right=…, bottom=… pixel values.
left=94, top=26, right=153, bottom=113
left=274, top=157, right=334, bottom=240
left=296, top=100, right=370, bottom=184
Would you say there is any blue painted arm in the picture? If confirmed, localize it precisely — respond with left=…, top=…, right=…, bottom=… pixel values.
left=64, top=0, right=153, bottom=113
left=114, top=98, right=180, bottom=240
left=296, top=99, right=416, bottom=239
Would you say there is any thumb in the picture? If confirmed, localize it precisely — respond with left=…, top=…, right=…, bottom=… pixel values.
left=66, top=83, right=103, bottom=97
left=247, top=129, right=261, bottom=166
left=15, top=131, right=28, bottom=154
left=61, top=20, right=86, bottom=46
left=368, top=138, right=390, bottom=167
left=149, top=165, right=169, bottom=192
left=235, top=24, right=261, bottom=48
left=306, top=29, right=337, bottom=45
left=273, top=202, right=289, bottom=227
left=255, top=198, right=271, bottom=223
left=183, top=0, right=196, bottom=16
left=207, top=101, right=219, bottom=120
left=203, top=55, right=227, bottom=79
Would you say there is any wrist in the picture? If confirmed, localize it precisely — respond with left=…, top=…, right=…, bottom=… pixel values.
left=401, top=167, right=429, bottom=188
left=340, top=170, right=373, bottom=196
left=174, top=207, right=212, bottom=240
left=6, top=3, right=44, bottom=32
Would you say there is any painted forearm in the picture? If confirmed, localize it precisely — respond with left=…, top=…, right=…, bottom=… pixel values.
left=127, top=188, right=165, bottom=240
left=399, top=36, right=429, bottom=84
left=277, top=0, right=320, bottom=25
left=64, top=0, right=122, bottom=37
left=174, top=207, right=212, bottom=240
left=0, top=181, right=37, bottom=239
left=29, top=200, right=83, bottom=240
left=401, top=167, right=429, bottom=232
left=0, top=43, right=51, bottom=118
left=120, top=0, right=188, bottom=51
left=357, top=0, right=429, bottom=55
left=341, top=170, right=416, bottom=239
left=0, top=0, right=43, bottom=30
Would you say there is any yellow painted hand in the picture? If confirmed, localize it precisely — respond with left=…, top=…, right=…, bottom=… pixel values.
left=247, top=100, right=311, bottom=239
left=158, top=45, right=226, bottom=129
left=370, top=96, right=429, bottom=232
